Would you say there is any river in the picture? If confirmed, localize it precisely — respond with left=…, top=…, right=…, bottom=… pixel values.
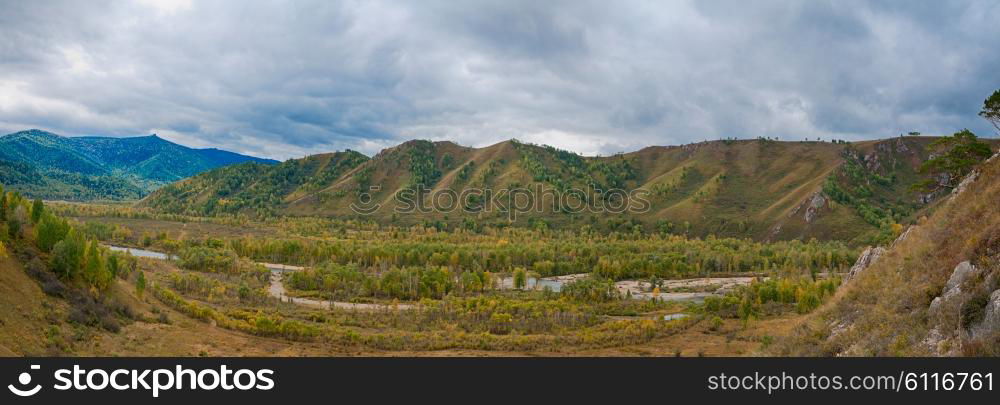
left=105, top=245, right=737, bottom=307
left=105, top=245, right=412, bottom=311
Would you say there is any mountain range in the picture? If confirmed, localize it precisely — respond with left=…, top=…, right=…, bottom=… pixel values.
left=141, top=136, right=998, bottom=244
left=3, top=127, right=995, bottom=244
left=0, top=129, right=277, bottom=200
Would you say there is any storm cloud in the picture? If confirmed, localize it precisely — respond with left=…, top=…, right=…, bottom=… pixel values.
left=1, top=0, right=998, bottom=159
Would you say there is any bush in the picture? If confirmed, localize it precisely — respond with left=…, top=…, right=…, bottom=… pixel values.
left=561, top=277, right=619, bottom=302
left=961, top=290, right=990, bottom=329
left=66, top=293, right=123, bottom=333
left=24, top=258, right=68, bottom=298
left=488, top=313, right=514, bottom=335
left=709, top=316, right=724, bottom=331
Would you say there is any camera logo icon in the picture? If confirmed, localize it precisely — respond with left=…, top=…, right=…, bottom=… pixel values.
left=8, top=365, right=42, bottom=397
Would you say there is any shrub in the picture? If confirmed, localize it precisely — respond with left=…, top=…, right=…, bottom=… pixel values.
left=24, top=258, right=68, bottom=297
left=960, top=290, right=990, bottom=329
left=709, top=316, right=724, bottom=331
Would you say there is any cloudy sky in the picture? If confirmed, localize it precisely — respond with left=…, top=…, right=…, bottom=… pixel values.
left=1, top=0, right=998, bottom=159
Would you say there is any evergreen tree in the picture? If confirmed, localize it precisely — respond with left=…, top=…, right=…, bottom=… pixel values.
left=84, top=241, right=102, bottom=286
left=135, top=271, right=146, bottom=298
left=30, top=199, right=44, bottom=224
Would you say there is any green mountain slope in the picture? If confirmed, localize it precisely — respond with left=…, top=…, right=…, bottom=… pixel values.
left=0, top=130, right=107, bottom=175
left=142, top=150, right=369, bottom=217
left=141, top=136, right=995, bottom=242
left=0, top=129, right=277, bottom=200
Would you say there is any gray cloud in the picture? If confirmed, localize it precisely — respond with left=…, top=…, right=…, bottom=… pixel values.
left=0, top=0, right=997, bottom=160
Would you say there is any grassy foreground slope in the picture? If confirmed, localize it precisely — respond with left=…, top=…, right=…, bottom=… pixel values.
left=0, top=251, right=58, bottom=355
left=773, top=150, right=1000, bottom=356
left=142, top=136, right=985, bottom=243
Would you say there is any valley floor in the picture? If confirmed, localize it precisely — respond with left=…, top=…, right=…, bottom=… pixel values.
left=1, top=204, right=847, bottom=357
left=3, top=252, right=799, bottom=357
left=73, top=281, right=799, bottom=357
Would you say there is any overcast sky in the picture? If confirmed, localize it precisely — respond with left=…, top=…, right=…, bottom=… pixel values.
left=1, top=0, right=998, bottom=160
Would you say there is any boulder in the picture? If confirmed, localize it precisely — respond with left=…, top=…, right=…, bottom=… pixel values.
left=928, top=261, right=979, bottom=315
left=944, top=261, right=979, bottom=292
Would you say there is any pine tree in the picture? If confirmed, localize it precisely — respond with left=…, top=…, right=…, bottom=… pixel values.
left=915, top=129, right=993, bottom=192
left=135, top=271, right=146, bottom=298
left=84, top=241, right=100, bottom=284
left=30, top=199, right=44, bottom=224
left=980, top=88, right=1000, bottom=134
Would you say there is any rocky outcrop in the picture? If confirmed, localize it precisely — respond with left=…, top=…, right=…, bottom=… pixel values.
left=803, top=193, right=826, bottom=223
left=931, top=263, right=979, bottom=323
left=928, top=261, right=980, bottom=314
left=970, top=290, right=1000, bottom=339
left=986, top=150, right=1000, bottom=164
left=891, top=225, right=916, bottom=248
left=944, top=151, right=998, bottom=199
left=924, top=261, right=982, bottom=355
left=952, top=169, right=979, bottom=196
left=786, top=191, right=827, bottom=224
left=894, top=137, right=911, bottom=153
left=946, top=262, right=979, bottom=292
left=845, top=246, right=885, bottom=283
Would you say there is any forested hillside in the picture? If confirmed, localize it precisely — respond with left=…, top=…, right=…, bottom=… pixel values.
left=0, top=129, right=277, bottom=200
left=142, top=136, right=996, bottom=243
left=143, top=150, right=369, bottom=218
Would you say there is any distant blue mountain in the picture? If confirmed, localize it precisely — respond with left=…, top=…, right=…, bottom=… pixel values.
left=0, top=129, right=277, bottom=200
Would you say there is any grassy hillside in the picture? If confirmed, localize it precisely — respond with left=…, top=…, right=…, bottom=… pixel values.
left=773, top=150, right=1000, bottom=356
left=0, top=129, right=277, bottom=200
left=140, top=136, right=990, bottom=243
left=0, top=249, right=62, bottom=355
